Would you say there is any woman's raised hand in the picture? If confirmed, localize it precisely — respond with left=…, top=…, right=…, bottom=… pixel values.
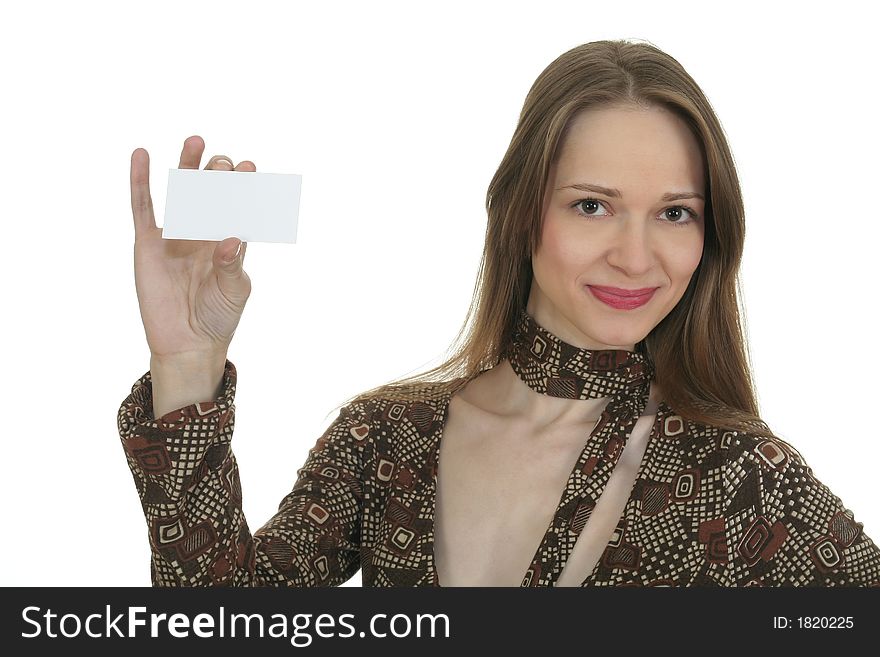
left=130, top=135, right=253, bottom=363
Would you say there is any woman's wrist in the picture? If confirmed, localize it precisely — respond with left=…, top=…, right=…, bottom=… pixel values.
left=149, top=352, right=229, bottom=420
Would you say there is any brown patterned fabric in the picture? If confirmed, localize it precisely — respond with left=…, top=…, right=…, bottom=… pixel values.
left=118, top=309, right=880, bottom=586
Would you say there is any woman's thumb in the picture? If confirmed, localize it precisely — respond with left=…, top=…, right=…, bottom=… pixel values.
left=217, top=239, right=242, bottom=274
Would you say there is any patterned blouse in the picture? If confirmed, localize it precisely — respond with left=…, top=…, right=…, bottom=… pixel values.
left=118, top=311, right=880, bottom=587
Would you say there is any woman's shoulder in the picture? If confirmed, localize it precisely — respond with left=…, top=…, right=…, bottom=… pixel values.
left=658, top=401, right=839, bottom=511
left=341, top=376, right=470, bottom=418
left=660, top=403, right=874, bottom=532
left=656, top=400, right=809, bottom=473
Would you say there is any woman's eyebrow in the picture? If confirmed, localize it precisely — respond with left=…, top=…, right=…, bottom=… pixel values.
left=556, top=182, right=704, bottom=202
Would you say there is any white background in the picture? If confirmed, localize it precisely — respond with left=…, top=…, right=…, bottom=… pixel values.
left=1, top=0, right=876, bottom=586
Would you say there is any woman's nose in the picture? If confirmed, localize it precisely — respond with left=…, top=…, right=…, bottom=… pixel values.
left=605, top=220, right=654, bottom=275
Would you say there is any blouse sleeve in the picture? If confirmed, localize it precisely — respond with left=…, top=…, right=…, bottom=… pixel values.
left=723, top=434, right=880, bottom=586
left=117, top=359, right=369, bottom=586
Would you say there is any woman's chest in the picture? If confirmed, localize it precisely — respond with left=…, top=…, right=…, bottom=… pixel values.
left=431, top=395, right=655, bottom=586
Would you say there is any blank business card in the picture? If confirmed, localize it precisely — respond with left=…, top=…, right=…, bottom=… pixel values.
left=162, top=168, right=302, bottom=243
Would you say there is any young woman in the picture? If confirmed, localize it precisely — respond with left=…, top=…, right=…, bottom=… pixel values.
left=119, top=39, right=880, bottom=587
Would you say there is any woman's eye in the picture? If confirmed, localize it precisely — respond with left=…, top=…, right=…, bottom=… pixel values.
left=573, top=199, right=610, bottom=216
left=662, top=206, right=698, bottom=223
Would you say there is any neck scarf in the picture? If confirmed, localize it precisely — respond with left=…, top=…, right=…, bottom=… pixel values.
left=504, top=308, right=655, bottom=404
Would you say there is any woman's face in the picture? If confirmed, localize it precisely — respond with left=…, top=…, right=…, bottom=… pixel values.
left=527, top=104, right=706, bottom=351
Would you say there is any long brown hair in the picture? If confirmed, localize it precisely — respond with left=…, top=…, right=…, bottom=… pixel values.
left=339, top=38, right=776, bottom=441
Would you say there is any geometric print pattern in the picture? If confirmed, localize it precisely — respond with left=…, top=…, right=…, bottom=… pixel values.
left=504, top=308, right=655, bottom=401
left=117, top=313, right=880, bottom=587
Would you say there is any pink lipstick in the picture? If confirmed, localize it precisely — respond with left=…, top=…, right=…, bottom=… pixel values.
left=587, top=285, right=658, bottom=310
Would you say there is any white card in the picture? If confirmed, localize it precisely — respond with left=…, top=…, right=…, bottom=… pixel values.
left=162, top=168, right=302, bottom=243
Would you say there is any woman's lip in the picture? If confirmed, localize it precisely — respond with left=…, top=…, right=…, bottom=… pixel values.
left=588, top=285, right=659, bottom=298
left=586, top=285, right=658, bottom=309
